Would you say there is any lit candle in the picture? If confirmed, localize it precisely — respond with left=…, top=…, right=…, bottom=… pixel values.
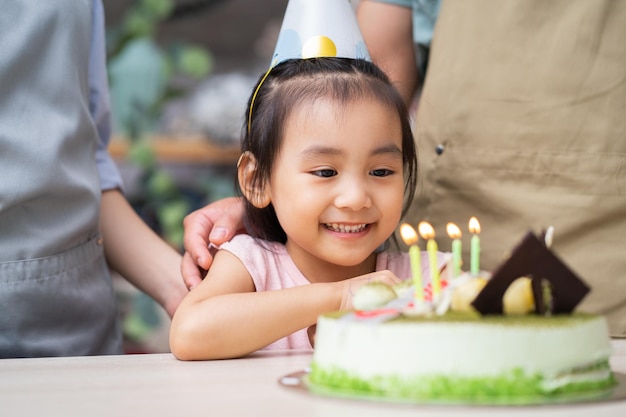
left=468, top=217, right=481, bottom=275
left=418, top=221, right=440, bottom=300
left=400, top=223, right=423, bottom=302
left=446, top=223, right=462, bottom=278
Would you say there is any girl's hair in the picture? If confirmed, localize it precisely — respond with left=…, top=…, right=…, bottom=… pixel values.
left=240, top=57, right=417, bottom=243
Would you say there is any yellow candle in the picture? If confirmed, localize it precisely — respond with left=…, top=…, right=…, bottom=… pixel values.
left=418, top=221, right=440, bottom=299
left=400, top=223, right=423, bottom=302
left=469, top=217, right=481, bottom=275
left=446, top=222, right=462, bottom=277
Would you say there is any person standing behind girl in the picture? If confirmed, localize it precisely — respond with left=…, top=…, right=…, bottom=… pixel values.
left=0, top=0, right=187, bottom=358
left=169, top=56, right=449, bottom=360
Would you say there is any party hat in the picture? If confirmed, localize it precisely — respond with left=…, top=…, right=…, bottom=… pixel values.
left=270, top=0, right=371, bottom=68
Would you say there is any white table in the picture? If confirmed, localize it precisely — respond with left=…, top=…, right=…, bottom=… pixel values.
left=1, top=341, right=625, bottom=417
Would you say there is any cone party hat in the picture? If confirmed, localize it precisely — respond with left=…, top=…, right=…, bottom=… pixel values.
left=270, top=0, right=371, bottom=68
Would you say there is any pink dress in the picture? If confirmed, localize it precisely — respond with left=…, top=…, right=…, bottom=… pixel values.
left=219, top=234, right=450, bottom=350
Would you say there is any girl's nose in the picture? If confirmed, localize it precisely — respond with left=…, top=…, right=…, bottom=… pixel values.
left=333, top=178, right=372, bottom=210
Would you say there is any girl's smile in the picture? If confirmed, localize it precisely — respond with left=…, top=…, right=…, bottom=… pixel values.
left=323, top=223, right=370, bottom=234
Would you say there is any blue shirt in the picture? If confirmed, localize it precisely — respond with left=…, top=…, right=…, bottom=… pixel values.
left=371, top=0, right=440, bottom=48
left=90, top=0, right=123, bottom=191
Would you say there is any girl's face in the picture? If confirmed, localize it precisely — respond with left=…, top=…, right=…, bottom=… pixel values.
left=265, top=97, right=405, bottom=280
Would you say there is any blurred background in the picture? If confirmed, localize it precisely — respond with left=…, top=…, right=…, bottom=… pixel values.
left=103, top=0, right=291, bottom=353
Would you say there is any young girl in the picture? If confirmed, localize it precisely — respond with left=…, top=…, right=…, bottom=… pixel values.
left=170, top=57, right=448, bottom=360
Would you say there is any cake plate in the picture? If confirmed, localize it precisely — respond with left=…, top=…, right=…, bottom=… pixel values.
left=279, top=369, right=626, bottom=407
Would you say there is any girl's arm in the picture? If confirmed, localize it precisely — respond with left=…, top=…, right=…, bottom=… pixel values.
left=169, top=249, right=401, bottom=360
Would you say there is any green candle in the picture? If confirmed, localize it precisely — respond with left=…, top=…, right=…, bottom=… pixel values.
left=470, top=234, right=480, bottom=275
left=400, top=224, right=423, bottom=302
left=446, top=222, right=462, bottom=277
left=469, top=217, right=481, bottom=275
left=452, top=239, right=462, bottom=277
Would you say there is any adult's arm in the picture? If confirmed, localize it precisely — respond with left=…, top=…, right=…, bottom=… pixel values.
left=357, top=0, right=418, bottom=105
left=100, top=190, right=188, bottom=317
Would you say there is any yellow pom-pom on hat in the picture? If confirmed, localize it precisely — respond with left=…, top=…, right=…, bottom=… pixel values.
left=302, top=36, right=337, bottom=59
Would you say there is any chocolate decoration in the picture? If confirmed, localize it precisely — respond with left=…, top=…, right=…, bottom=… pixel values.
left=471, top=231, right=590, bottom=315
left=531, top=277, right=547, bottom=315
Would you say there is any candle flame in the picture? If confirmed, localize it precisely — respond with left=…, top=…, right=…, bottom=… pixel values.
left=400, top=223, right=419, bottom=245
left=418, top=221, right=435, bottom=240
left=446, top=222, right=462, bottom=239
left=469, top=217, right=481, bottom=234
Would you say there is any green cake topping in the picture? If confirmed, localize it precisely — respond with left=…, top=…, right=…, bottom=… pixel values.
left=308, top=360, right=615, bottom=405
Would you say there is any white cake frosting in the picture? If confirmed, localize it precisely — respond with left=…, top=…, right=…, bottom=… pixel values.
left=309, top=312, right=615, bottom=403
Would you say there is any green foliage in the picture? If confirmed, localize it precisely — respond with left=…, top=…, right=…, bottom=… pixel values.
left=106, top=0, right=213, bottom=249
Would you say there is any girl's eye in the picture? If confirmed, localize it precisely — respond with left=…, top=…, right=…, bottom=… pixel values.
left=312, top=169, right=337, bottom=178
left=370, top=169, right=394, bottom=177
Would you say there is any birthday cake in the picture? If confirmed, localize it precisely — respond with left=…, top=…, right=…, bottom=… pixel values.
left=308, top=232, right=616, bottom=404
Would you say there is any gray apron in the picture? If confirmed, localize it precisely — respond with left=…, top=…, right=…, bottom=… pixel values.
left=0, top=0, right=122, bottom=356
left=409, top=0, right=626, bottom=335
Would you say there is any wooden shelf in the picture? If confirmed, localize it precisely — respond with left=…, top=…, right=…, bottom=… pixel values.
left=109, top=135, right=241, bottom=164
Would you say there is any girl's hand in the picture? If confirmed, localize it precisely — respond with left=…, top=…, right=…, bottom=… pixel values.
left=338, top=270, right=402, bottom=310
left=310, top=270, right=401, bottom=347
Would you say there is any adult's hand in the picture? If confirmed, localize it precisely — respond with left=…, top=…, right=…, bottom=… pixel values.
left=181, top=196, right=245, bottom=289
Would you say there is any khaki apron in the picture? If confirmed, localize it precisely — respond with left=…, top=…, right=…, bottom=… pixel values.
left=0, top=0, right=122, bottom=356
left=408, top=0, right=626, bottom=336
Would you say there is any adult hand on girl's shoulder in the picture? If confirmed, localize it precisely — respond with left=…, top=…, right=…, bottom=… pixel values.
left=338, top=270, right=402, bottom=310
left=181, top=196, right=246, bottom=290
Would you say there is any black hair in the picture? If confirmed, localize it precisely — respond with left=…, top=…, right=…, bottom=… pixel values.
left=240, top=57, right=417, bottom=243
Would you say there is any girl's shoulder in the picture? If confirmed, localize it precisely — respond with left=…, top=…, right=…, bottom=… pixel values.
left=219, top=235, right=307, bottom=290
left=218, top=234, right=289, bottom=265
left=219, top=234, right=280, bottom=251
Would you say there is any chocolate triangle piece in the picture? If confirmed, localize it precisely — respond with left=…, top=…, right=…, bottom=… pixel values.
left=531, top=277, right=547, bottom=315
left=471, top=231, right=590, bottom=315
